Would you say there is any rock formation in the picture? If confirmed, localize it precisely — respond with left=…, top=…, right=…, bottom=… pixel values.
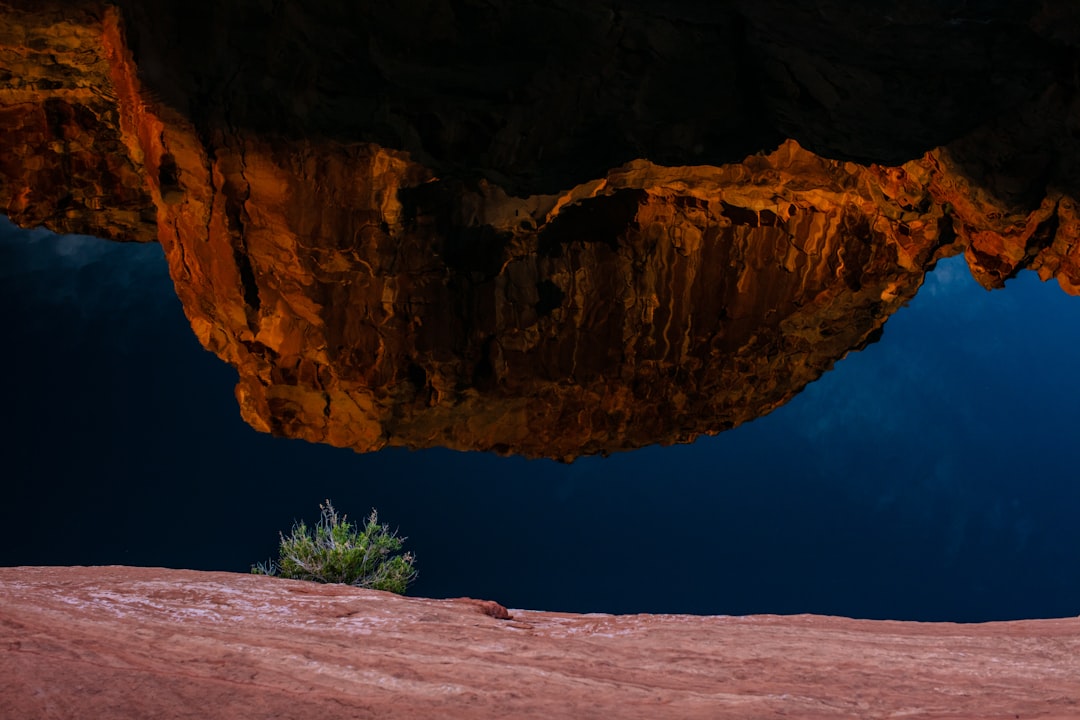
left=1, top=1, right=1078, bottom=458
left=3, top=566, right=1080, bottom=719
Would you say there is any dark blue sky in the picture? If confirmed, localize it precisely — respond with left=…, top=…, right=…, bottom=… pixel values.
left=2, top=215, right=1079, bottom=622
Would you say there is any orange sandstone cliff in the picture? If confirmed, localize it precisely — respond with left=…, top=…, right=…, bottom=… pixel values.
left=1, top=0, right=1078, bottom=458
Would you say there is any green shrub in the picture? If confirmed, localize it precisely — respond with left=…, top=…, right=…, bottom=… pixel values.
left=252, top=499, right=417, bottom=594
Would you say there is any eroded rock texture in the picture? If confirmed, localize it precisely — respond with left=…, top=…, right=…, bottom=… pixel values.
left=1, top=1, right=1078, bottom=458
left=4, top=566, right=1080, bottom=720
left=0, top=3, right=154, bottom=240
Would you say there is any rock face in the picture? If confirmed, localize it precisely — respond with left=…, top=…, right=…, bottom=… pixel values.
left=155, top=140, right=964, bottom=459
left=1, top=1, right=1079, bottom=458
left=3, top=566, right=1080, bottom=719
left=0, top=3, right=155, bottom=240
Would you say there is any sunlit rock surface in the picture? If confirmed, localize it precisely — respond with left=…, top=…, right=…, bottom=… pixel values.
left=3, top=566, right=1080, bottom=720
left=1, top=1, right=1078, bottom=458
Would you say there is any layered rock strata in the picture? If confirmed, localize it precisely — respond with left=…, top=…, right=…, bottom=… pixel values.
left=3, top=566, right=1080, bottom=720
left=1, top=1, right=1078, bottom=458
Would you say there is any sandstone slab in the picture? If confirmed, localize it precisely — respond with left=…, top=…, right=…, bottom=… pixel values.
left=2, top=566, right=1079, bottom=719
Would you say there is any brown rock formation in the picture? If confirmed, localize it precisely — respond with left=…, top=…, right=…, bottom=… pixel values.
left=0, top=2, right=154, bottom=240
left=1, top=1, right=1078, bottom=458
left=3, top=566, right=1080, bottom=719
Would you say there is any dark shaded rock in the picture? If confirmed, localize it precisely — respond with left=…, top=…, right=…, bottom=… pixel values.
left=54, top=0, right=1080, bottom=196
left=738, top=0, right=1065, bottom=165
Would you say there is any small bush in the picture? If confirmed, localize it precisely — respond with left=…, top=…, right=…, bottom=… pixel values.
left=252, top=499, right=417, bottom=594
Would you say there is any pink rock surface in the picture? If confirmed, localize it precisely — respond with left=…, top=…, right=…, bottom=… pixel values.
left=2, top=566, right=1079, bottom=719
